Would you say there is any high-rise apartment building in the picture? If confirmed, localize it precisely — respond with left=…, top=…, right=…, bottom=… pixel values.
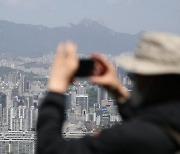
left=0, top=92, right=6, bottom=109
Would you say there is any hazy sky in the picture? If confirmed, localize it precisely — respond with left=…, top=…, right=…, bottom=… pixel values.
left=0, top=0, right=180, bottom=34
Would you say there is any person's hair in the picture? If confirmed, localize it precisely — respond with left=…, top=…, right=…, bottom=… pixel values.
left=134, top=74, right=180, bottom=103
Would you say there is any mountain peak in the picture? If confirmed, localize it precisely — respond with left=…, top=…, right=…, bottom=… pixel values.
left=0, top=19, right=141, bottom=57
left=79, top=18, right=104, bottom=27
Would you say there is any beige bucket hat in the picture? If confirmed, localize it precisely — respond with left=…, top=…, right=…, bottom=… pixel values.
left=115, top=32, right=180, bottom=75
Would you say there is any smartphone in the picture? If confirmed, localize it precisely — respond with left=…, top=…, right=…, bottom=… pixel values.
left=75, top=59, right=95, bottom=77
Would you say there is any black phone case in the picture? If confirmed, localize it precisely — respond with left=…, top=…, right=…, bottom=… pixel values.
left=75, top=59, right=95, bottom=77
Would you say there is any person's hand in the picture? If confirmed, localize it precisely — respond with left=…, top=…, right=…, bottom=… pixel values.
left=89, top=53, right=129, bottom=103
left=48, top=42, right=79, bottom=94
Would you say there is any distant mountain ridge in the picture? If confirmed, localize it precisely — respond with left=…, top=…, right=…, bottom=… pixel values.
left=0, top=19, right=144, bottom=57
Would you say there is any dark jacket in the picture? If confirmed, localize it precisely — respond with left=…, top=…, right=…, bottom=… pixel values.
left=37, top=92, right=180, bottom=154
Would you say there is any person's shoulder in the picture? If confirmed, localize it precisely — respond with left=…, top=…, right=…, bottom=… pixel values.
left=82, top=121, right=175, bottom=154
left=104, top=121, right=174, bottom=153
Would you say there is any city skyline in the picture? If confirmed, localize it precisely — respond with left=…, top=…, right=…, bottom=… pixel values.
left=0, top=54, right=132, bottom=153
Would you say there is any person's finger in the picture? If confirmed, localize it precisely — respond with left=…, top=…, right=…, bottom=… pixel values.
left=89, top=76, right=105, bottom=85
left=93, top=61, right=106, bottom=76
left=64, top=41, right=77, bottom=59
left=56, top=42, right=66, bottom=58
left=91, top=53, right=111, bottom=69
left=51, top=43, right=65, bottom=68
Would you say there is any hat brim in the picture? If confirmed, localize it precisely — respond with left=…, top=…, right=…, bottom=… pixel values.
left=115, top=55, right=180, bottom=75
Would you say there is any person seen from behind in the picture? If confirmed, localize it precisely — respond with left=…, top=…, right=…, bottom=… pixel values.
left=37, top=32, right=180, bottom=154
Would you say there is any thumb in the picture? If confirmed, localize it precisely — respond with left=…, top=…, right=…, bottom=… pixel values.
left=89, top=76, right=105, bottom=85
